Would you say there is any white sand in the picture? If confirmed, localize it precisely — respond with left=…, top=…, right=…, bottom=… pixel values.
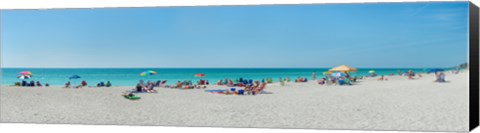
left=0, top=71, right=469, bottom=132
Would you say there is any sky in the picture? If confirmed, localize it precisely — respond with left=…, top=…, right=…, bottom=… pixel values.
left=0, top=2, right=470, bottom=68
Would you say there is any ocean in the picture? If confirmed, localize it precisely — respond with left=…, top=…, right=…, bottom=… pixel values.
left=1, top=68, right=434, bottom=86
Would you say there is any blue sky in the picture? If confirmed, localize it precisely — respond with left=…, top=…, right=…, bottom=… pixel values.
left=0, top=2, right=469, bottom=68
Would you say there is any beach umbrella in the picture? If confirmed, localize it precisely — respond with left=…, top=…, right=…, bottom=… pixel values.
left=139, top=70, right=157, bottom=83
left=368, top=70, right=376, bottom=74
left=139, top=70, right=157, bottom=77
left=331, top=72, right=346, bottom=77
left=17, top=75, right=31, bottom=80
left=329, top=65, right=358, bottom=72
left=195, top=73, right=206, bottom=78
left=19, top=71, right=33, bottom=76
left=69, top=75, right=81, bottom=80
left=68, top=75, right=81, bottom=87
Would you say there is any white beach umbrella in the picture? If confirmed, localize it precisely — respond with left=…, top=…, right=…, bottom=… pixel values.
left=17, top=75, right=31, bottom=80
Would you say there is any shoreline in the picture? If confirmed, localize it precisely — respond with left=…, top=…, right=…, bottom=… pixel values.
left=2, top=68, right=462, bottom=86
left=1, top=69, right=463, bottom=87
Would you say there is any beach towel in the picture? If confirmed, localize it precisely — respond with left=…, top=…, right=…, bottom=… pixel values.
left=124, top=95, right=141, bottom=100
left=204, top=89, right=227, bottom=93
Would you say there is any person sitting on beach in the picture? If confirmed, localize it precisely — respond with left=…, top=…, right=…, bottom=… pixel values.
left=227, top=80, right=234, bottom=87
left=136, top=83, right=143, bottom=92
left=122, top=91, right=136, bottom=98
left=21, top=80, right=27, bottom=87
left=216, top=80, right=223, bottom=85
left=244, top=84, right=252, bottom=95
left=36, top=81, right=42, bottom=87
left=175, top=81, right=183, bottom=88
left=223, top=78, right=229, bottom=85
left=81, top=80, right=87, bottom=87
left=15, top=82, right=21, bottom=86
left=29, top=80, right=35, bottom=87
left=106, top=81, right=112, bottom=87
left=145, top=82, right=157, bottom=93
left=253, top=82, right=268, bottom=95
left=318, top=78, right=326, bottom=85
left=378, top=75, right=385, bottom=81
left=253, top=80, right=260, bottom=87
left=434, top=72, right=446, bottom=83
left=408, top=70, right=414, bottom=80
left=65, top=81, right=71, bottom=88
left=206, top=80, right=209, bottom=85
left=235, top=81, right=242, bottom=87
left=45, top=83, right=49, bottom=87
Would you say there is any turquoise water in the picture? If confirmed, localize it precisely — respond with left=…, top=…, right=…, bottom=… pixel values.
left=1, top=68, right=434, bottom=86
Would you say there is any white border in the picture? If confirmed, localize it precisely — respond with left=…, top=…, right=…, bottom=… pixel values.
left=0, top=0, right=479, bottom=133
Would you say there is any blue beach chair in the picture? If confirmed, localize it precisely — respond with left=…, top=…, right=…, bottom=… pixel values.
left=238, top=90, right=244, bottom=95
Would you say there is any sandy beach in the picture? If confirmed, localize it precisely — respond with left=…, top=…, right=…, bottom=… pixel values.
left=0, top=71, right=469, bottom=132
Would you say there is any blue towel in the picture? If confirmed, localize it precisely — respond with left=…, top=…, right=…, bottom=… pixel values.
left=205, top=89, right=226, bottom=92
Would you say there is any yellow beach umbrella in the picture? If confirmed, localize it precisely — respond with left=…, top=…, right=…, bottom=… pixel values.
left=328, top=65, right=358, bottom=72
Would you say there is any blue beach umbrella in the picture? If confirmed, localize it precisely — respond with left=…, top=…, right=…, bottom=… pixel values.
left=68, top=75, right=81, bottom=87
left=69, top=75, right=81, bottom=80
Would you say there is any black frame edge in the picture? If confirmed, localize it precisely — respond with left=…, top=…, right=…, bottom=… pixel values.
left=470, top=1, right=480, bottom=132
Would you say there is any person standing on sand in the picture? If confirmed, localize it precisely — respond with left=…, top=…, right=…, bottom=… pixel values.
left=312, top=72, right=316, bottom=81
left=408, top=70, right=413, bottom=80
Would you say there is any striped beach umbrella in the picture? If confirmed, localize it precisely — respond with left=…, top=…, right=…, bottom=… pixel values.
left=140, top=70, right=157, bottom=77
left=19, top=71, right=33, bottom=76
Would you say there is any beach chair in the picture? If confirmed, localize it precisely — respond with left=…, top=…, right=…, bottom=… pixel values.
left=238, top=90, right=245, bottom=95
left=345, top=78, right=352, bottom=85
left=253, top=84, right=267, bottom=95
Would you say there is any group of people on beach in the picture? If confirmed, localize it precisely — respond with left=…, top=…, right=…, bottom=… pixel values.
left=64, top=80, right=112, bottom=88
left=135, top=80, right=157, bottom=93
left=14, top=80, right=49, bottom=87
